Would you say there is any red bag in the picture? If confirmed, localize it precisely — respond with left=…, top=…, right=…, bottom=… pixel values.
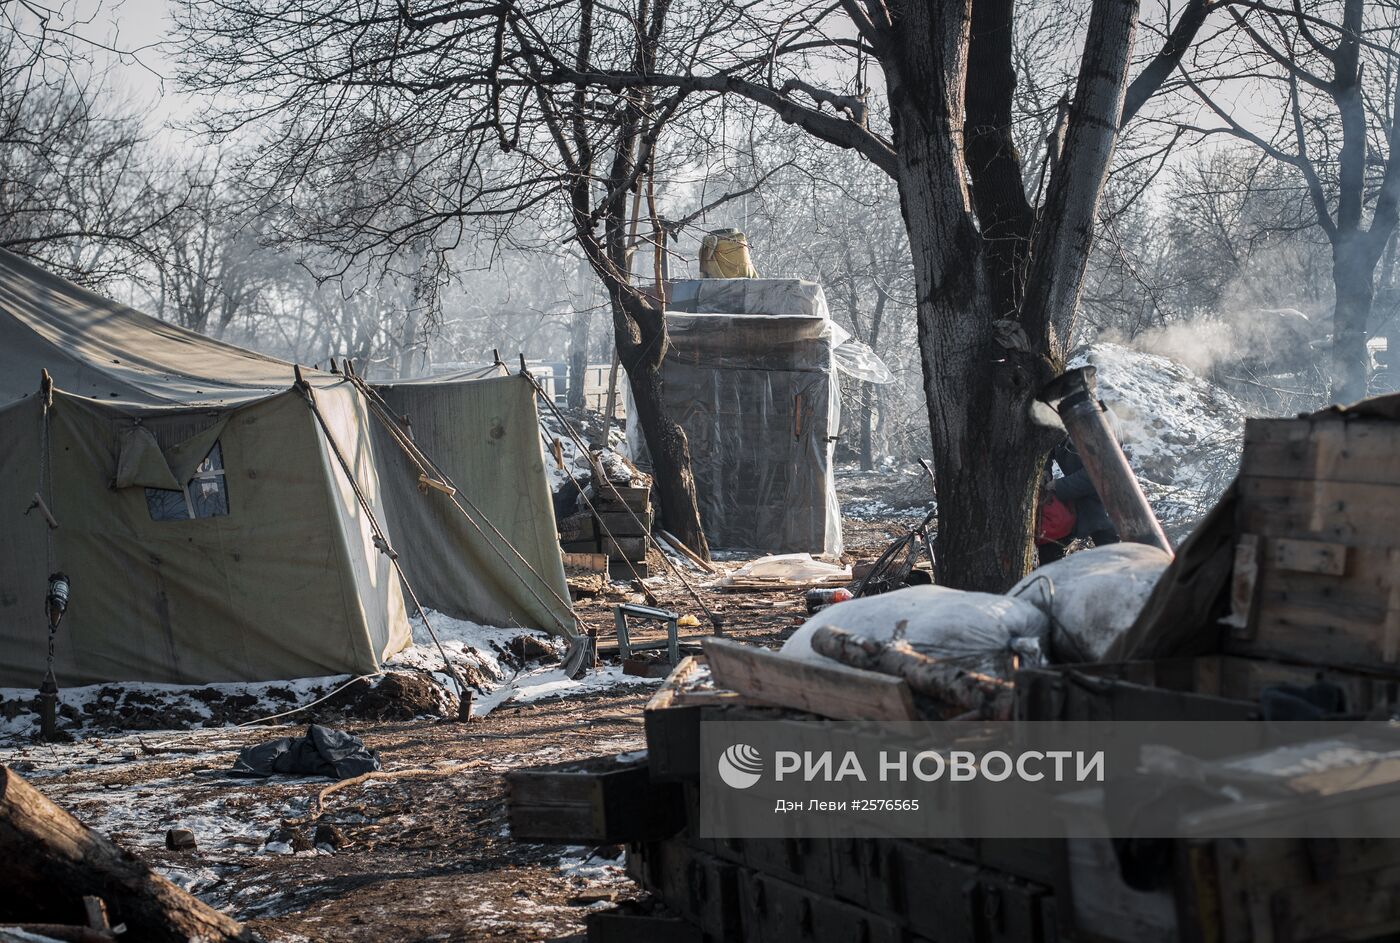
left=1036, top=495, right=1076, bottom=544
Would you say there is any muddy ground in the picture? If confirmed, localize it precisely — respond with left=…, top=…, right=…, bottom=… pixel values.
left=1, top=501, right=926, bottom=942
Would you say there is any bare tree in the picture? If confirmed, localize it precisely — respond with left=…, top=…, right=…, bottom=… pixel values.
left=174, top=0, right=1215, bottom=587
left=1178, top=0, right=1400, bottom=401
left=0, top=4, right=183, bottom=286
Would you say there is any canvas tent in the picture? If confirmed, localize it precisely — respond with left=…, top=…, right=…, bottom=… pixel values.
left=0, top=249, right=572, bottom=687
left=373, top=369, right=575, bottom=635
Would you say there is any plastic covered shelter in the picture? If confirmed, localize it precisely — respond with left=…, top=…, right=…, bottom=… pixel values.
left=629, top=278, right=870, bottom=556
left=0, top=249, right=571, bottom=687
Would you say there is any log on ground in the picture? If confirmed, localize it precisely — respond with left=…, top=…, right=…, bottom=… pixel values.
left=0, top=765, right=249, bottom=942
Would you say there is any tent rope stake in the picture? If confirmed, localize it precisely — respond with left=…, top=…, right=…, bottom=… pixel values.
left=294, top=369, right=472, bottom=718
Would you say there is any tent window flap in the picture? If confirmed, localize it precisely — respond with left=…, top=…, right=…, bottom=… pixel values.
left=145, top=441, right=229, bottom=521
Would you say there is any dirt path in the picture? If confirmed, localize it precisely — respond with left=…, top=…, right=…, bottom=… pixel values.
left=1, top=509, right=927, bottom=941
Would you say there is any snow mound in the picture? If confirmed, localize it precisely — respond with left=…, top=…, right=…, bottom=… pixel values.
left=1070, top=343, right=1246, bottom=537
left=780, top=585, right=1049, bottom=677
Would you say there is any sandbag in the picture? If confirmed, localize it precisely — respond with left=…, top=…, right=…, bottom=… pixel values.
left=780, top=585, right=1049, bottom=677
left=1008, top=543, right=1171, bottom=663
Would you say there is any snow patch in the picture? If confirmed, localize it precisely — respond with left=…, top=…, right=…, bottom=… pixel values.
left=1071, top=343, right=1246, bottom=538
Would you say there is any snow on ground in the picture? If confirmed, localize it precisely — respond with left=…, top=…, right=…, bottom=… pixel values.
left=0, top=610, right=659, bottom=746
left=537, top=404, right=631, bottom=493
left=837, top=461, right=936, bottom=522
left=393, top=611, right=660, bottom=718
left=1071, top=343, right=1246, bottom=539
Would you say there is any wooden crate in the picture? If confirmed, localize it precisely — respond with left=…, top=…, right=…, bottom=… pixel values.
left=1230, top=415, right=1400, bottom=674
left=1058, top=782, right=1400, bottom=943
left=1015, top=654, right=1399, bottom=722
left=594, top=509, right=652, bottom=538
left=504, top=753, right=684, bottom=844
left=603, top=536, right=648, bottom=560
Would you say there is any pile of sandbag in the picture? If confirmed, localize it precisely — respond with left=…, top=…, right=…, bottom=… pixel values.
left=1008, top=542, right=1171, bottom=663
left=781, top=585, right=1049, bottom=677
left=783, top=543, right=1171, bottom=681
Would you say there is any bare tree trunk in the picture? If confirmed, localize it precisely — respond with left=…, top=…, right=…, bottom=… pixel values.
left=398, top=305, right=422, bottom=379
left=567, top=265, right=591, bottom=410
left=886, top=0, right=1139, bottom=592
left=1332, top=236, right=1375, bottom=402
left=613, top=290, right=711, bottom=559
left=859, top=289, right=887, bottom=472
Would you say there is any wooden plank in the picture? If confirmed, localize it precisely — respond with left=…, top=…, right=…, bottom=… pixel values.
left=594, top=510, right=651, bottom=536
left=656, top=529, right=718, bottom=574
left=1237, top=475, right=1400, bottom=547
left=603, top=536, right=648, bottom=559
left=558, top=515, right=597, bottom=542
left=1230, top=546, right=1400, bottom=672
left=702, top=638, right=918, bottom=721
left=737, top=868, right=908, bottom=943
left=1213, top=656, right=1384, bottom=710
left=562, top=551, right=608, bottom=573
left=594, top=483, right=652, bottom=504
left=1227, top=534, right=1261, bottom=638
left=1270, top=537, right=1348, bottom=576
left=1242, top=417, right=1400, bottom=485
left=1198, top=834, right=1400, bottom=943
left=586, top=913, right=703, bottom=943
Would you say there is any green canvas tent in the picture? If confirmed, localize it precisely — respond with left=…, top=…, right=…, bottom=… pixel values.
left=0, top=249, right=572, bottom=687
left=373, top=370, right=575, bottom=635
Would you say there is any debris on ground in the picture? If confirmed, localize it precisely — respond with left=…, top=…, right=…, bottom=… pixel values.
left=230, top=725, right=381, bottom=780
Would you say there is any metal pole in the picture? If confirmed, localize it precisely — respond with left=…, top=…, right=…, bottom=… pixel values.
left=1038, top=367, right=1172, bottom=554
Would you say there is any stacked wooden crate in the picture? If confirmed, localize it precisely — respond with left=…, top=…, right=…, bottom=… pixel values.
left=593, top=478, right=653, bottom=580
left=626, top=660, right=1059, bottom=943
left=1013, top=407, right=1400, bottom=943
left=1229, top=412, right=1400, bottom=673
left=557, top=478, right=653, bottom=580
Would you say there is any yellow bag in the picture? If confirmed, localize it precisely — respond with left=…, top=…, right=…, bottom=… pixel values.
left=699, top=229, right=759, bottom=278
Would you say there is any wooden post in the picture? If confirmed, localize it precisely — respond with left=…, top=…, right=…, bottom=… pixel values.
left=0, top=766, right=248, bottom=942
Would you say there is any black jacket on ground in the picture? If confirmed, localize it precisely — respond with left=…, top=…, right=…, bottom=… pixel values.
left=1049, top=439, right=1115, bottom=539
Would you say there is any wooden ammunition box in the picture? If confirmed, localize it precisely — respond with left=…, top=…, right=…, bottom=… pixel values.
left=1015, top=654, right=1399, bottom=722
left=504, top=753, right=684, bottom=844
left=1229, top=415, right=1400, bottom=675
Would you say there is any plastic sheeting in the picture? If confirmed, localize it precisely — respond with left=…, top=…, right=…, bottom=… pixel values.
left=627, top=278, right=871, bottom=555
left=630, top=307, right=844, bottom=555
left=668, top=278, right=893, bottom=384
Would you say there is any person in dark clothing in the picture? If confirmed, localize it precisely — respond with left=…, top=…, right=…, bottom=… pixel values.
left=1037, top=436, right=1120, bottom=565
